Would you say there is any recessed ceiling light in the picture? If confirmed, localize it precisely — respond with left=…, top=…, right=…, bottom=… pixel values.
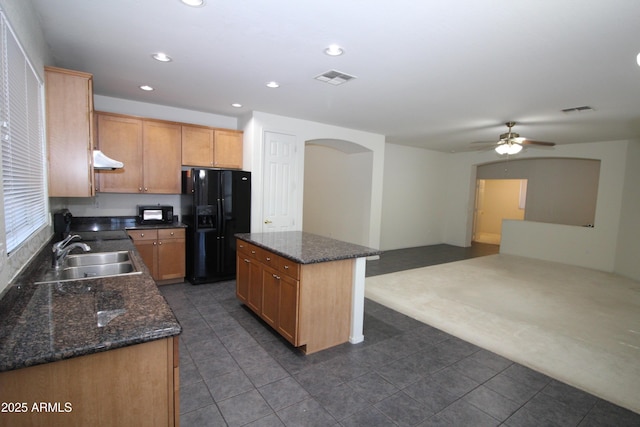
left=231, top=103, right=242, bottom=108
left=266, top=81, right=280, bottom=88
left=324, top=44, right=344, bottom=56
left=152, top=52, right=172, bottom=62
left=139, top=85, right=154, bottom=91
left=180, top=0, right=205, bottom=7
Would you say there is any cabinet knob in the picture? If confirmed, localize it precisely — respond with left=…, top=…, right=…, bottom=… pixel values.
left=244, top=258, right=250, bottom=263
left=272, top=273, right=280, bottom=280
left=284, top=265, right=289, bottom=270
left=139, top=187, right=143, bottom=192
left=144, top=187, right=148, bottom=192
left=153, top=241, right=157, bottom=245
left=159, top=241, right=162, bottom=245
left=266, top=257, right=271, bottom=261
left=140, top=233, right=144, bottom=237
left=170, top=232, right=174, bottom=236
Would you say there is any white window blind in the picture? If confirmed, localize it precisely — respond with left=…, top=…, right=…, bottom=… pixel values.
left=1, top=12, right=47, bottom=254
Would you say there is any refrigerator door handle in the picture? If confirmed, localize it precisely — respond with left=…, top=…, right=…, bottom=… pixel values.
left=220, top=197, right=226, bottom=236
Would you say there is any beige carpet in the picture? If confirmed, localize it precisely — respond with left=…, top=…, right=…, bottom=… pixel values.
left=365, top=254, right=640, bottom=414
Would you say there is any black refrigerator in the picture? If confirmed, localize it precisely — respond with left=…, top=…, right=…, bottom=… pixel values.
left=181, top=169, right=251, bottom=285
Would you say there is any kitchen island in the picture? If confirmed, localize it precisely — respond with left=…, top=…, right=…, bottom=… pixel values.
left=235, top=231, right=380, bottom=354
left=0, top=232, right=181, bottom=427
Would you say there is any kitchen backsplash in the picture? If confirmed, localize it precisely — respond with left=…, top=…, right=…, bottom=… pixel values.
left=51, top=193, right=181, bottom=218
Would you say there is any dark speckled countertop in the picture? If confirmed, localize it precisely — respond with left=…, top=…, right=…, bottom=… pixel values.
left=235, top=231, right=380, bottom=264
left=0, top=226, right=182, bottom=373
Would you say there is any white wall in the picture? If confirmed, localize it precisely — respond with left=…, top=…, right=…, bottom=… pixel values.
left=380, top=144, right=448, bottom=250
left=614, top=140, right=640, bottom=280
left=243, top=111, right=385, bottom=249
left=94, top=95, right=238, bottom=129
left=303, top=144, right=372, bottom=246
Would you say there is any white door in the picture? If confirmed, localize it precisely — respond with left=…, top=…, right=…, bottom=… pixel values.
left=262, top=131, right=298, bottom=231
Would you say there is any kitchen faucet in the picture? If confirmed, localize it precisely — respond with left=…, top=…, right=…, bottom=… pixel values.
left=52, top=234, right=90, bottom=268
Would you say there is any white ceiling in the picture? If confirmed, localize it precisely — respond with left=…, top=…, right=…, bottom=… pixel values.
left=30, top=0, right=640, bottom=152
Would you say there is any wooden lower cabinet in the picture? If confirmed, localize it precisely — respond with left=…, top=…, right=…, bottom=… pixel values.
left=236, top=239, right=353, bottom=354
left=128, top=228, right=185, bottom=284
left=261, top=266, right=281, bottom=328
left=0, top=336, right=179, bottom=427
left=277, top=273, right=300, bottom=343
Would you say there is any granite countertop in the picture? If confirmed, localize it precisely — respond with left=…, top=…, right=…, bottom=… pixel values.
left=0, top=231, right=181, bottom=373
left=235, top=231, right=381, bottom=264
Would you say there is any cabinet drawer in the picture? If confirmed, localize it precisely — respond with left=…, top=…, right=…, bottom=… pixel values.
left=127, top=229, right=158, bottom=241
left=258, top=250, right=279, bottom=269
left=278, top=258, right=300, bottom=280
left=237, top=241, right=260, bottom=259
left=159, top=228, right=184, bottom=240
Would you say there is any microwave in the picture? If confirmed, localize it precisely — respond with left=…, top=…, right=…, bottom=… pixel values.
left=137, top=205, right=174, bottom=224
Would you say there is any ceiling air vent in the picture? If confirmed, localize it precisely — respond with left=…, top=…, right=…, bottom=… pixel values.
left=561, top=105, right=594, bottom=113
left=314, top=69, right=357, bottom=86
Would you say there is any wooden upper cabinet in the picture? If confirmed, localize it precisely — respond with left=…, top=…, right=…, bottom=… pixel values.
left=181, top=125, right=213, bottom=167
left=213, top=129, right=243, bottom=169
left=96, top=113, right=181, bottom=194
left=143, top=120, right=181, bottom=193
left=182, top=126, right=243, bottom=169
left=96, top=113, right=143, bottom=193
left=45, top=66, right=95, bottom=197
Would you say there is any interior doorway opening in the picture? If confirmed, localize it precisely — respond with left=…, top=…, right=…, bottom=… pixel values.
left=473, top=179, right=527, bottom=245
left=303, top=139, right=373, bottom=247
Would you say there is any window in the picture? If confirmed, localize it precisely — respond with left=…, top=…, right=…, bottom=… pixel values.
left=0, top=12, right=47, bottom=253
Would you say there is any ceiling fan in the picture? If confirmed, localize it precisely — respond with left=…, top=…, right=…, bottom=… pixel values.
left=479, top=121, right=556, bottom=155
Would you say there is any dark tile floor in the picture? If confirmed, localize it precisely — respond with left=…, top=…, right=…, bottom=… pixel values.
left=159, top=243, right=640, bottom=426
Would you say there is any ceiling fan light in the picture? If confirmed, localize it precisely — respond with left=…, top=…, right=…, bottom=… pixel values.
left=495, top=143, right=522, bottom=155
left=495, top=144, right=509, bottom=155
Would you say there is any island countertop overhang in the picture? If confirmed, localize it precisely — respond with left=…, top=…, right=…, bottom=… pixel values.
left=235, top=231, right=380, bottom=264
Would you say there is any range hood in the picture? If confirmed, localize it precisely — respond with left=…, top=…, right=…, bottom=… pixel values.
left=93, top=150, right=124, bottom=170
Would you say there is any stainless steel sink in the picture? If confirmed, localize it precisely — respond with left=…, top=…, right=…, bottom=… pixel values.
left=60, top=262, right=136, bottom=280
left=65, top=251, right=130, bottom=267
left=35, top=251, right=141, bottom=284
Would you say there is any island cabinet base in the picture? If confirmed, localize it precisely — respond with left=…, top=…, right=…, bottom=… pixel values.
left=237, top=241, right=353, bottom=354
left=0, top=337, right=179, bottom=427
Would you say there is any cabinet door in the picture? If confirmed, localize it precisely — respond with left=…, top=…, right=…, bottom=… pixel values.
left=236, top=255, right=250, bottom=303
left=213, top=129, right=243, bottom=169
left=143, top=120, right=182, bottom=193
left=182, top=125, right=213, bottom=167
left=278, top=274, right=299, bottom=345
left=96, top=113, right=143, bottom=193
left=46, top=67, right=94, bottom=197
left=134, top=239, right=158, bottom=279
left=157, top=229, right=186, bottom=281
left=127, top=230, right=158, bottom=278
left=261, top=267, right=279, bottom=328
left=246, top=259, right=263, bottom=313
